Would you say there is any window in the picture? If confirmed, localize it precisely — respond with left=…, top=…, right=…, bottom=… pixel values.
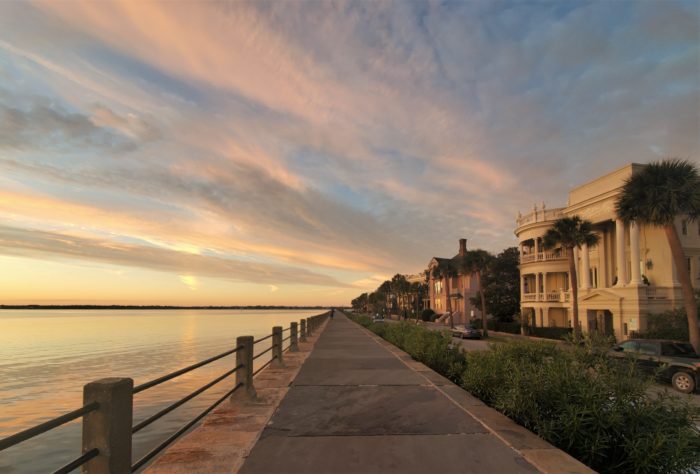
left=661, top=342, right=698, bottom=357
left=434, top=280, right=442, bottom=295
left=681, top=220, right=687, bottom=235
left=638, top=341, right=658, bottom=356
left=619, top=341, right=638, bottom=352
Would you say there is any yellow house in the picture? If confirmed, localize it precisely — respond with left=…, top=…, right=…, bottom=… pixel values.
left=515, top=163, right=700, bottom=341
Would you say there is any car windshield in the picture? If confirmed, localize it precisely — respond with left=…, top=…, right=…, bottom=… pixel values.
left=660, top=342, right=699, bottom=358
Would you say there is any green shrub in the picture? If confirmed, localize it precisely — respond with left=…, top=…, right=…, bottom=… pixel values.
left=472, top=319, right=521, bottom=334
left=420, top=308, right=435, bottom=321
left=370, top=322, right=466, bottom=382
left=529, top=327, right=573, bottom=340
left=461, top=340, right=700, bottom=473
left=637, top=307, right=697, bottom=341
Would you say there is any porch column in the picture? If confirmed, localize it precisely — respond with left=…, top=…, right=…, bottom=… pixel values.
left=573, top=246, right=580, bottom=287
left=536, top=273, right=541, bottom=301
left=614, top=218, right=627, bottom=286
left=629, top=221, right=642, bottom=285
left=581, top=243, right=591, bottom=289
left=520, top=275, right=525, bottom=298
left=542, top=272, right=548, bottom=300
left=534, top=238, right=540, bottom=259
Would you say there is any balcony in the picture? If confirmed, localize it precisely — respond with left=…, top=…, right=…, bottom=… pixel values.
left=521, top=291, right=570, bottom=303
left=516, top=208, right=565, bottom=227
left=520, top=249, right=569, bottom=264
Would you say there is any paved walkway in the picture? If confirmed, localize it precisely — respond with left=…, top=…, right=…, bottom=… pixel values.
left=239, top=314, right=543, bottom=473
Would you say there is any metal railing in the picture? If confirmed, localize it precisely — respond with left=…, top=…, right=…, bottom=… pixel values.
left=0, top=311, right=330, bottom=473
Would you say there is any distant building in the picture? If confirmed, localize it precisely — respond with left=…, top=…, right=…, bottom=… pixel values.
left=425, top=239, right=480, bottom=324
left=515, top=163, right=700, bottom=341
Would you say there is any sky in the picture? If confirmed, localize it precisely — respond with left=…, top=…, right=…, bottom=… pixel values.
left=0, top=1, right=698, bottom=306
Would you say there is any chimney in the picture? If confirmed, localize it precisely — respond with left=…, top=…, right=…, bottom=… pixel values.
left=459, top=238, right=467, bottom=256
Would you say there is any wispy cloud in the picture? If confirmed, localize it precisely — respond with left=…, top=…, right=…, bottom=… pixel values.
left=0, top=0, right=697, bottom=303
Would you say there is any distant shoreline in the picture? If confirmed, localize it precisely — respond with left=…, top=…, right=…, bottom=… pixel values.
left=0, top=305, right=336, bottom=310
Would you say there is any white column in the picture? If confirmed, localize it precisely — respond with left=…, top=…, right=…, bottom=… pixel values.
left=536, top=273, right=541, bottom=300
left=543, top=272, right=548, bottom=299
left=520, top=275, right=525, bottom=297
left=629, top=222, right=641, bottom=285
left=614, top=218, right=627, bottom=286
left=534, top=238, right=540, bottom=259
left=581, top=243, right=591, bottom=289
left=573, top=246, right=580, bottom=287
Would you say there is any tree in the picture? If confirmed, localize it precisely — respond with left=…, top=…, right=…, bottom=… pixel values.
left=460, top=249, right=494, bottom=337
left=351, top=293, right=368, bottom=312
left=377, top=280, right=392, bottom=315
left=440, top=260, right=458, bottom=328
left=543, top=216, right=599, bottom=341
left=409, top=281, right=427, bottom=317
left=469, top=247, right=520, bottom=322
left=616, top=159, right=700, bottom=353
left=391, top=274, right=411, bottom=316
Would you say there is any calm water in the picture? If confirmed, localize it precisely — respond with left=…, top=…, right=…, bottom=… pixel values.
left=0, top=309, right=324, bottom=473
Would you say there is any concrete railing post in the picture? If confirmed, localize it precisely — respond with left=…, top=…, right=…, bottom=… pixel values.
left=82, top=378, right=133, bottom=474
left=272, top=326, right=284, bottom=367
left=290, top=322, right=299, bottom=352
left=300, top=319, right=307, bottom=342
left=235, top=336, right=256, bottom=400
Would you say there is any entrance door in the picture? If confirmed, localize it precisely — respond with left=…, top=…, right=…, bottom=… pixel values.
left=588, top=310, right=614, bottom=336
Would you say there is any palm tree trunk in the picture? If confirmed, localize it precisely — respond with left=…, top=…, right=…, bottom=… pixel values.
left=567, top=248, right=580, bottom=341
left=664, top=225, right=700, bottom=353
left=445, top=277, right=453, bottom=328
left=477, top=272, right=488, bottom=337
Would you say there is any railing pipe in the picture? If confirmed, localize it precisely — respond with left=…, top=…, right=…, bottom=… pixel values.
left=272, top=326, right=283, bottom=367
left=290, top=322, right=298, bottom=352
left=0, top=403, right=98, bottom=452
left=82, top=378, right=133, bottom=473
left=2, top=314, right=329, bottom=471
left=235, top=336, right=256, bottom=400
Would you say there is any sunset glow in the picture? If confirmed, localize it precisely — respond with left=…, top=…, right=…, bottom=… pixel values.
left=0, top=1, right=697, bottom=305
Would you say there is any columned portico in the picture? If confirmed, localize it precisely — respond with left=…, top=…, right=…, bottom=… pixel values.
left=614, top=218, right=627, bottom=286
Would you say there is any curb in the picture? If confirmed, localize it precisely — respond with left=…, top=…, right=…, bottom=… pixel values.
left=355, top=323, right=595, bottom=474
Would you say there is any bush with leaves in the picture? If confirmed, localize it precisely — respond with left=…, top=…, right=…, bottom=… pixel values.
left=370, top=322, right=467, bottom=383
left=638, top=307, right=699, bottom=341
left=420, top=308, right=435, bottom=321
left=461, top=339, right=700, bottom=473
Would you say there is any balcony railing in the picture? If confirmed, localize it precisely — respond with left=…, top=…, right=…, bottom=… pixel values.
left=516, top=208, right=565, bottom=227
left=522, top=292, right=570, bottom=303
left=520, top=249, right=569, bottom=264
left=0, top=312, right=330, bottom=473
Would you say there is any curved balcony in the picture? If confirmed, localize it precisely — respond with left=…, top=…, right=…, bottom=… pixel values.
left=519, top=249, right=569, bottom=264
left=521, top=291, right=570, bottom=303
left=516, top=208, right=565, bottom=228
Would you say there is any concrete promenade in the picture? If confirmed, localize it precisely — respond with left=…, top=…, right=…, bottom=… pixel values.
left=239, top=313, right=591, bottom=473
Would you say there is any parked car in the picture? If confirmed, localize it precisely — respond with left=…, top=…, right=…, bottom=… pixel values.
left=372, top=314, right=385, bottom=323
left=452, top=323, right=482, bottom=340
left=609, top=339, right=700, bottom=393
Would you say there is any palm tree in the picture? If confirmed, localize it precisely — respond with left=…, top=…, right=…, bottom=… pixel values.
left=543, top=216, right=599, bottom=341
left=616, top=159, right=700, bottom=353
left=460, top=250, right=494, bottom=337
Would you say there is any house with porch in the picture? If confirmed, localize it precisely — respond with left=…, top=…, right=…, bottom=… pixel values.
left=515, top=163, right=700, bottom=341
left=425, top=239, right=480, bottom=324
